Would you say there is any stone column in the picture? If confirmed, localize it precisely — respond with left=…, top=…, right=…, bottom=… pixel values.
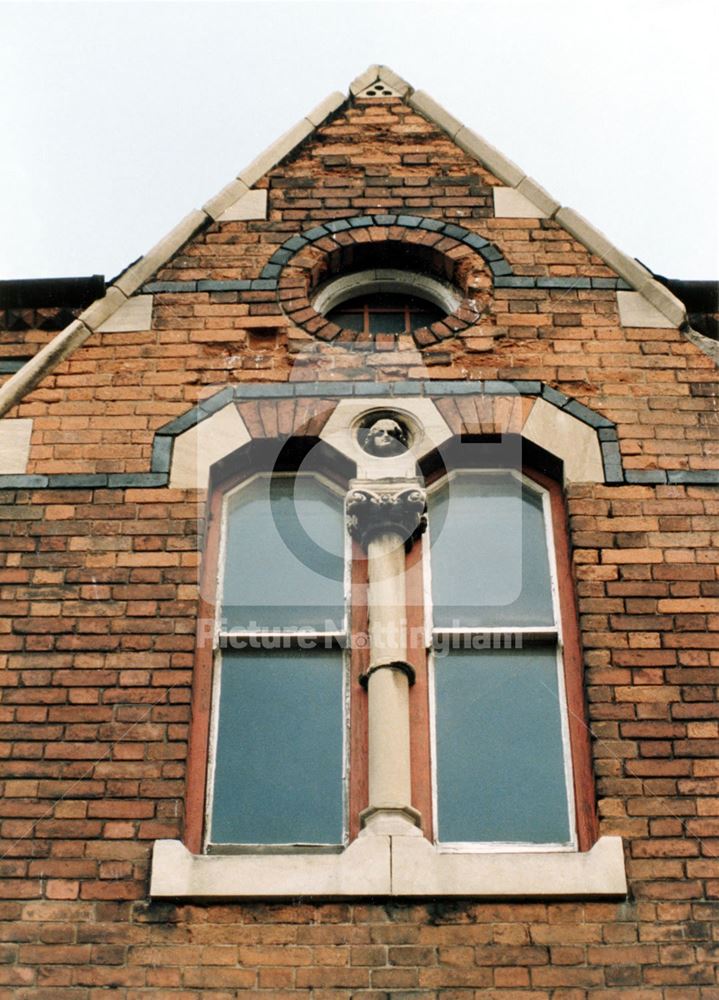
left=347, top=484, right=426, bottom=835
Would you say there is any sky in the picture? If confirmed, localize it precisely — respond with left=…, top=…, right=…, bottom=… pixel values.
left=0, top=0, right=717, bottom=282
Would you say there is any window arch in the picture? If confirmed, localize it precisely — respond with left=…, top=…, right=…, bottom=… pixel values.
left=275, top=225, right=491, bottom=348
left=314, top=267, right=460, bottom=338
left=314, top=268, right=460, bottom=314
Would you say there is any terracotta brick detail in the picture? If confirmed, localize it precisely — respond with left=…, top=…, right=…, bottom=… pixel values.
left=236, top=398, right=338, bottom=439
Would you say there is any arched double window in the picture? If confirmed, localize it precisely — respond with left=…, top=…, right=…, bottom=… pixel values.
left=201, top=459, right=593, bottom=854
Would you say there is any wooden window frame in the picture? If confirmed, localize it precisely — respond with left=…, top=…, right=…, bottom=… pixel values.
left=326, top=293, right=443, bottom=336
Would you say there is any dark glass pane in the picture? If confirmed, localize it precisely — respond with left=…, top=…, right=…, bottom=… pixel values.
left=222, top=476, right=345, bottom=631
left=367, top=293, right=408, bottom=308
left=326, top=311, right=364, bottom=332
left=429, top=472, right=554, bottom=627
left=368, top=311, right=407, bottom=334
left=336, top=293, right=406, bottom=310
left=211, top=649, right=344, bottom=844
left=410, top=308, right=442, bottom=331
left=435, top=645, right=571, bottom=843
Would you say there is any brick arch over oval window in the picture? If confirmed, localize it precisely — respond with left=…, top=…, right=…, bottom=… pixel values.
left=268, top=215, right=513, bottom=348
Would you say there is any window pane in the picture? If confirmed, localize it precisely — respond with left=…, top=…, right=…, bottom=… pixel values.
left=210, top=649, right=344, bottom=845
left=410, top=309, right=441, bottom=331
left=434, top=645, right=571, bottom=844
left=429, top=472, right=554, bottom=627
left=326, top=311, right=364, bottom=332
left=367, top=311, right=407, bottom=334
left=222, top=476, right=345, bottom=631
left=326, top=293, right=443, bottom=334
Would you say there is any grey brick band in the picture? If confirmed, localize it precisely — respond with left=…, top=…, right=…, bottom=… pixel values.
left=141, top=214, right=632, bottom=296
left=5, top=382, right=715, bottom=490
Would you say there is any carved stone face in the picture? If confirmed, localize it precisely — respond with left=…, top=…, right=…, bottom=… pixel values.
left=360, top=416, right=409, bottom=457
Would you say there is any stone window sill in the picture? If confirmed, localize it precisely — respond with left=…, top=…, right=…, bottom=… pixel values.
left=150, top=835, right=627, bottom=900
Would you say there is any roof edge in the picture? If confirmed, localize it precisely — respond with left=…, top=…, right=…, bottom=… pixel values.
left=203, top=89, right=347, bottom=219
left=0, top=275, right=105, bottom=310
left=0, top=82, right=351, bottom=420
left=0, top=319, right=93, bottom=417
left=405, top=89, right=687, bottom=329
left=349, top=64, right=412, bottom=97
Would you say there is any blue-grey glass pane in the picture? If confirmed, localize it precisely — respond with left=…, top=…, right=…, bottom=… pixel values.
left=211, top=649, right=344, bottom=844
left=222, top=476, right=345, bottom=631
left=429, top=472, right=554, bottom=627
left=435, top=645, right=571, bottom=843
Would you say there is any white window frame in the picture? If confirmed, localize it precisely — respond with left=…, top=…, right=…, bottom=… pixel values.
left=312, top=268, right=461, bottom=316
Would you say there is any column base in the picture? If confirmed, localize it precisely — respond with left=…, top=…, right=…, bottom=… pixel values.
left=359, top=804, right=423, bottom=837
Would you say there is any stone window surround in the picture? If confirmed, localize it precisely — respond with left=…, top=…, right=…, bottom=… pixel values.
left=150, top=392, right=628, bottom=900
left=165, top=384, right=613, bottom=492
left=312, top=267, right=461, bottom=317
left=5, top=377, right=718, bottom=489
left=151, top=834, right=626, bottom=900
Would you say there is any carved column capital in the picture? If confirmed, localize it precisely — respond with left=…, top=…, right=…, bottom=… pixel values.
left=347, top=485, right=427, bottom=550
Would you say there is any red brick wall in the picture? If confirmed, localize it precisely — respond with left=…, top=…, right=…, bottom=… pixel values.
left=1, top=94, right=718, bottom=997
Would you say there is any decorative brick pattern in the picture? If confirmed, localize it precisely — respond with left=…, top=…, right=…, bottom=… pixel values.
left=0, top=379, right=629, bottom=487
left=0, top=306, right=80, bottom=334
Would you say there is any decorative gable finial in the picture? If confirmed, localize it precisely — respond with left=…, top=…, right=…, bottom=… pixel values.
left=357, top=79, right=402, bottom=99
left=349, top=64, right=412, bottom=99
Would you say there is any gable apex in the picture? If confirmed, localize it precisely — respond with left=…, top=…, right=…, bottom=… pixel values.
left=349, top=64, right=412, bottom=98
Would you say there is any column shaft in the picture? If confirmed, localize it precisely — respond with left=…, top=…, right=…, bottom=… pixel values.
left=366, top=532, right=412, bottom=809
left=346, top=482, right=426, bottom=835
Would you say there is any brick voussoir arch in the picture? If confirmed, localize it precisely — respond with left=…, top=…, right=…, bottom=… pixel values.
left=262, top=214, right=508, bottom=279
left=9, top=379, right=719, bottom=491
left=269, top=214, right=510, bottom=348
left=150, top=380, right=626, bottom=489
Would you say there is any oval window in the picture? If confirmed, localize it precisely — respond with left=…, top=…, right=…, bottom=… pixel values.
left=313, top=267, right=461, bottom=340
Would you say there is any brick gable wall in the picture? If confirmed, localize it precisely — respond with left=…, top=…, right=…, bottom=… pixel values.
left=0, top=94, right=717, bottom=998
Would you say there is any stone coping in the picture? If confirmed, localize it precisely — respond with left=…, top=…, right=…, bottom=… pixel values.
left=0, top=65, right=691, bottom=420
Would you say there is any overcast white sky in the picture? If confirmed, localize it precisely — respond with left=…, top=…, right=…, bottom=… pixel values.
left=1, top=0, right=717, bottom=282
